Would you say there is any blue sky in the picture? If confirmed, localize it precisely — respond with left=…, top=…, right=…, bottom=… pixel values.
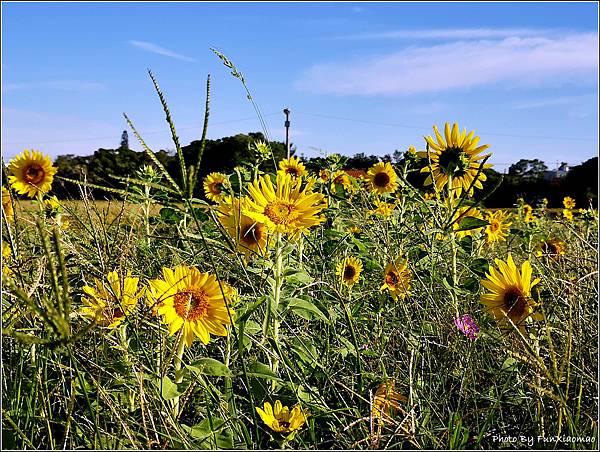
left=2, top=2, right=598, bottom=171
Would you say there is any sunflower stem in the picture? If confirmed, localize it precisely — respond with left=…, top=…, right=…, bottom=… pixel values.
left=271, top=232, right=284, bottom=382
left=447, top=174, right=460, bottom=317
left=172, top=333, right=186, bottom=418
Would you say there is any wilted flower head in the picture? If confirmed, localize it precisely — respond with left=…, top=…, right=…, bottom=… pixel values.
left=454, top=314, right=480, bottom=340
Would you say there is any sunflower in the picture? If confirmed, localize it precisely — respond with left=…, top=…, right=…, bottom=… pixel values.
left=536, top=239, right=565, bottom=260
left=449, top=203, right=485, bottom=239
left=562, top=209, right=574, bottom=222
left=522, top=204, right=534, bottom=223
left=256, top=400, right=308, bottom=434
left=563, top=197, right=576, bottom=209
left=2, top=243, right=13, bottom=280
left=480, top=254, right=541, bottom=335
left=381, top=259, right=412, bottom=300
left=347, top=225, right=362, bottom=235
left=419, top=122, right=492, bottom=197
left=366, top=162, right=398, bottom=195
left=8, top=149, right=58, bottom=198
left=2, top=187, right=14, bottom=221
left=44, top=195, right=61, bottom=213
left=319, top=169, right=330, bottom=182
left=278, top=157, right=306, bottom=178
left=245, top=172, right=327, bottom=237
left=371, top=380, right=407, bottom=426
left=370, top=199, right=396, bottom=218
left=80, top=271, right=141, bottom=329
left=330, top=170, right=353, bottom=193
left=336, top=256, right=363, bottom=286
left=423, top=191, right=436, bottom=201
left=147, top=265, right=235, bottom=347
left=217, top=196, right=270, bottom=260
left=485, top=210, right=512, bottom=244
left=203, top=172, right=228, bottom=203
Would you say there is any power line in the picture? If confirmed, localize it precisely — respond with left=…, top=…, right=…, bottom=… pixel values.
left=2, top=112, right=280, bottom=146
left=294, top=111, right=598, bottom=143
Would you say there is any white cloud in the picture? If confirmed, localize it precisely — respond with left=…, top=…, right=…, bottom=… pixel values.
left=3, top=80, right=106, bottom=92
left=338, top=27, right=555, bottom=40
left=129, top=40, right=196, bottom=62
left=296, top=33, right=598, bottom=96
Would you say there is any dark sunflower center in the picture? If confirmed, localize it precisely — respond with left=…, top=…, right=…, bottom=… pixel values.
left=279, top=420, right=290, bottom=429
left=490, top=220, right=500, bottom=232
left=343, top=266, right=356, bottom=280
left=373, top=172, right=391, bottom=188
left=542, top=242, right=558, bottom=255
left=103, top=306, right=124, bottom=323
left=503, top=286, right=527, bottom=319
left=386, top=271, right=399, bottom=287
left=173, top=289, right=209, bottom=321
left=241, top=223, right=263, bottom=246
left=211, top=182, right=224, bottom=194
left=285, top=167, right=300, bottom=177
left=438, top=147, right=470, bottom=176
left=25, top=164, right=45, bottom=184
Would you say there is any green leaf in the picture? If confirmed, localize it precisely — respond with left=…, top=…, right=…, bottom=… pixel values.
left=286, top=298, right=330, bottom=323
left=247, top=361, right=282, bottom=381
left=458, top=236, right=473, bottom=254
left=284, top=269, right=314, bottom=285
left=470, top=258, right=489, bottom=277
left=456, top=216, right=488, bottom=232
left=186, top=358, right=233, bottom=378
left=461, top=276, right=480, bottom=293
left=181, top=418, right=233, bottom=449
left=156, top=376, right=183, bottom=400
left=160, top=207, right=182, bottom=224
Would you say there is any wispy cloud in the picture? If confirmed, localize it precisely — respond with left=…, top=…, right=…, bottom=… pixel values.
left=296, top=33, right=598, bottom=96
left=511, top=94, right=596, bottom=110
left=129, top=40, right=196, bottom=62
left=337, top=27, right=556, bottom=40
left=3, top=80, right=106, bottom=92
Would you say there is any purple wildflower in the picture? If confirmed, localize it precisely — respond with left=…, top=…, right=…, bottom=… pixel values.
left=454, top=314, right=480, bottom=340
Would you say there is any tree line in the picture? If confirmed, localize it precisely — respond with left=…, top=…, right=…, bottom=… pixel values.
left=52, top=132, right=597, bottom=208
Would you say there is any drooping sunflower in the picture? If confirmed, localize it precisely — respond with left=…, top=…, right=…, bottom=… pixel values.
left=256, top=400, right=308, bottom=434
left=535, top=239, right=565, bottom=260
left=147, top=265, right=235, bottom=347
left=278, top=157, right=306, bottom=179
left=366, top=162, right=398, bottom=195
left=2, top=187, right=14, bottom=221
left=8, top=149, right=58, bottom=198
left=371, top=380, right=407, bottom=426
left=245, top=172, right=327, bottom=237
left=419, top=122, right=492, bottom=197
left=217, top=196, right=270, bottom=260
left=203, top=172, right=229, bottom=203
left=80, top=271, right=141, bottom=329
left=336, top=256, right=363, bottom=286
left=485, top=210, right=512, bottom=244
left=380, top=259, right=412, bottom=301
left=480, top=254, right=541, bottom=335
left=563, top=197, right=576, bottom=209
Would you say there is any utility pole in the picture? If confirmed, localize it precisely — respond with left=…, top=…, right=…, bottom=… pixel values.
left=283, top=108, right=291, bottom=159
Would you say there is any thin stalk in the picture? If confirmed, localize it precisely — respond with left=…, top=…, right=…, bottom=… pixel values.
left=172, top=333, right=186, bottom=418
left=447, top=174, right=460, bottom=317
left=271, top=233, right=284, bottom=380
